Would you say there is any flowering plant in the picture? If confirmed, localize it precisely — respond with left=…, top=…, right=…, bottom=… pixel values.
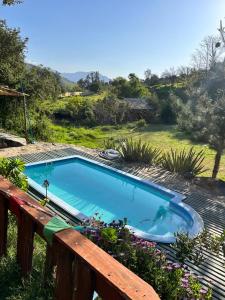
left=81, top=216, right=212, bottom=299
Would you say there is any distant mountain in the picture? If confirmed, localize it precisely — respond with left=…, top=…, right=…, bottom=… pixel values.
left=61, top=72, right=111, bottom=83
left=60, top=76, right=74, bottom=87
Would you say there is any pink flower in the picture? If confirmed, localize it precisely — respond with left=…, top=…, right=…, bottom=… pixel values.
left=200, top=288, right=208, bottom=294
left=172, top=262, right=181, bottom=268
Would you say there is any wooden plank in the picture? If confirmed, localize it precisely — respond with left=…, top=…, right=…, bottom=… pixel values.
left=54, top=240, right=74, bottom=300
left=17, top=211, right=35, bottom=276
left=73, top=257, right=94, bottom=300
left=44, top=244, right=55, bottom=283
left=0, top=194, right=8, bottom=256
left=55, top=229, right=159, bottom=300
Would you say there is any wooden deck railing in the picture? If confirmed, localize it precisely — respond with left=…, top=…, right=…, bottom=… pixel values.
left=0, top=176, right=159, bottom=300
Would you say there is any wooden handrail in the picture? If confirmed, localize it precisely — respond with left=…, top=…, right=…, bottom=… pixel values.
left=0, top=176, right=160, bottom=300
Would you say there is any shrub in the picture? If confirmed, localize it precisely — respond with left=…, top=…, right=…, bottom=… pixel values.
left=81, top=217, right=212, bottom=299
left=135, top=119, right=147, bottom=128
left=172, top=230, right=225, bottom=266
left=119, top=138, right=161, bottom=164
left=160, top=147, right=207, bottom=178
left=31, top=114, right=53, bottom=142
left=0, top=158, right=28, bottom=191
left=103, top=137, right=120, bottom=150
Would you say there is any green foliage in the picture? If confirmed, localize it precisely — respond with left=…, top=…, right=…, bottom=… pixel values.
left=0, top=97, right=25, bottom=136
left=0, top=215, right=53, bottom=299
left=135, top=118, right=147, bottom=128
left=172, top=230, right=225, bottom=265
left=119, top=138, right=161, bottom=164
left=160, top=102, right=177, bottom=124
left=56, top=96, right=96, bottom=125
left=83, top=218, right=212, bottom=299
left=0, top=19, right=27, bottom=85
left=77, top=71, right=103, bottom=92
left=160, top=147, right=207, bottom=178
left=30, top=113, right=53, bottom=141
left=178, top=91, right=225, bottom=178
left=2, top=0, right=22, bottom=5
left=0, top=157, right=28, bottom=190
left=103, top=137, right=120, bottom=150
left=22, top=64, right=63, bottom=100
left=94, top=95, right=129, bottom=125
left=101, top=227, right=118, bottom=243
left=112, top=73, right=150, bottom=98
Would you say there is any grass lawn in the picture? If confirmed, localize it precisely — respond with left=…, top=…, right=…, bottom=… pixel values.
left=50, top=122, right=225, bottom=180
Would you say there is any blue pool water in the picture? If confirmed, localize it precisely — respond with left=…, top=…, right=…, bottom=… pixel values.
left=25, top=156, right=202, bottom=242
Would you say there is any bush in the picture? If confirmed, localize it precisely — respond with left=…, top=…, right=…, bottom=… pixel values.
left=172, top=230, right=225, bottom=266
left=160, top=147, right=207, bottom=178
left=0, top=158, right=28, bottom=191
left=103, top=137, right=119, bottom=150
left=81, top=217, right=212, bottom=299
left=31, top=114, right=53, bottom=142
left=135, top=119, right=147, bottom=128
left=119, top=138, right=161, bottom=164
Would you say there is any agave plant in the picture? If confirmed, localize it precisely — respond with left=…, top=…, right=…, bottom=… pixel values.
left=119, top=138, right=161, bottom=164
left=103, top=137, right=119, bottom=150
left=160, top=147, right=207, bottom=178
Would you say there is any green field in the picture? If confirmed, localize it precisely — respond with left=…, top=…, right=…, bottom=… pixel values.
left=51, top=122, right=225, bottom=180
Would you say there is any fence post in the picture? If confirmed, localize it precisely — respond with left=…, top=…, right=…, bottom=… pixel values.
left=44, top=244, right=55, bottom=283
left=73, top=257, right=94, bottom=300
left=17, top=210, right=35, bottom=276
left=54, top=241, right=74, bottom=300
left=0, top=195, right=8, bottom=257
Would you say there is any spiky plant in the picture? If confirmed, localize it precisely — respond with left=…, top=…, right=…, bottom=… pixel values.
left=160, top=147, right=207, bottom=178
left=119, top=138, right=161, bottom=164
left=103, top=137, right=119, bottom=150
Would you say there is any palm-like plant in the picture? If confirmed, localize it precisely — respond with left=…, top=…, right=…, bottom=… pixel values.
left=119, top=138, right=161, bottom=164
left=160, top=147, right=207, bottom=178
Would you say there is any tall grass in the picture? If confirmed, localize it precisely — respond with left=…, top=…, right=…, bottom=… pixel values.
left=119, top=138, right=161, bottom=164
left=160, top=147, right=207, bottom=178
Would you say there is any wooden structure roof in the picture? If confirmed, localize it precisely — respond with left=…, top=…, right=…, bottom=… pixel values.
left=0, top=85, right=28, bottom=97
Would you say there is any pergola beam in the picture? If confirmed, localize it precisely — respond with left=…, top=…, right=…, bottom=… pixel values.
left=0, top=85, right=28, bottom=97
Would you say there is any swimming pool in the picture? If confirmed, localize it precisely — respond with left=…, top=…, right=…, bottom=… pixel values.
left=25, top=156, right=203, bottom=243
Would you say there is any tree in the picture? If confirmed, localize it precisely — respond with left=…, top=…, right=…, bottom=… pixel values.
left=2, top=0, right=22, bottom=5
left=94, top=95, right=129, bottom=125
left=22, top=64, right=63, bottom=100
left=144, top=69, right=152, bottom=81
left=192, top=35, right=220, bottom=73
left=111, top=77, right=129, bottom=98
left=0, top=20, right=27, bottom=86
left=161, top=67, right=177, bottom=85
left=78, top=72, right=103, bottom=93
left=208, top=96, right=225, bottom=178
left=178, top=90, right=225, bottom=179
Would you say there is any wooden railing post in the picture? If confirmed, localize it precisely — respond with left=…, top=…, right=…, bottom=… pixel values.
left=0, top=195, right=8, bottom=257
left=17, top=210, right=35, bottom=276
left=44, top=244, right=55, bottom=282
left=73, top=257, right=94, bottom=300
left=54, top=241, right=74, bottom=300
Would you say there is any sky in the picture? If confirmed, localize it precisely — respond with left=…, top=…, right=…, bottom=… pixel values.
left=1, top=0, right=225, bottom=78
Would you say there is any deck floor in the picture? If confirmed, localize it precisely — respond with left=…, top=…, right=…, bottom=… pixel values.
left=12, top=147, right=225, bottom=300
